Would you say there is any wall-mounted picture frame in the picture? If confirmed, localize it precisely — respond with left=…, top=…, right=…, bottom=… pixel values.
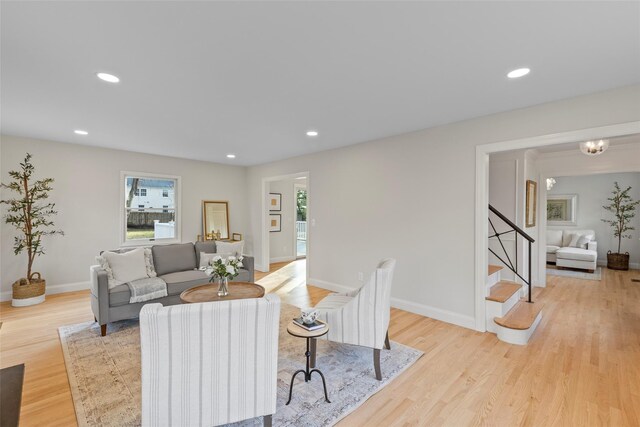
left=269, top=214, right=281, bottom=232
left=547, top=194, right=578, bottom=226
left=525, top=180, right=537, bottom=228
left=269, top=193, right=281, bottom=211
left=232, top=233, right=243, bottom=241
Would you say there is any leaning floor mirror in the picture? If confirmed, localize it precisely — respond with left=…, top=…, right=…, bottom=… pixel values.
left=202, top=200, right=230, bottom=240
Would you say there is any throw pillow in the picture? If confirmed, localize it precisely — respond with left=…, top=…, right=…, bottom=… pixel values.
left=144, top=248, right=157, bottom=277
left=101, top=247, right=150, bottom=284
left=576, top=235, right=592, bottom=249
left=95, top=255, right=123, bottom=289
left=568, top=233, right=581, bottom=248
left=215, top=240, right=244, bottom=258
left=199, top=252, right=233, bottom=268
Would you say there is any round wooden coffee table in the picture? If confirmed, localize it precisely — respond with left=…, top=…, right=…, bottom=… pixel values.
left=180, top=282, right=265, bottom=303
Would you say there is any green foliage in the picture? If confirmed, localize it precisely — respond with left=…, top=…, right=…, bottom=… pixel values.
left=296, top=189, right=307, bottom=221
left=602, top=181, right=640, bottom=254
left=0, top=153, right=64, bottom=280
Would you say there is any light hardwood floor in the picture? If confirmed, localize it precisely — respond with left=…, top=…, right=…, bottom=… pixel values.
left=1, top=262, right=639, bottom=426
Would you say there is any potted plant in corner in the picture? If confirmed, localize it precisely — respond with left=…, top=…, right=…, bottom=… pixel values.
left=1, top=153, right=64, bottom=306
left=602, top=181, right=640, bottom=271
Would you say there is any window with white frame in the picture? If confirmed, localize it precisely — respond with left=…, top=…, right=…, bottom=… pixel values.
left=122, top=172, right=180, bottom=244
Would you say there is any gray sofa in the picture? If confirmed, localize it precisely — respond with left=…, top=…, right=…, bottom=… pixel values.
left=90, top=242, right=254, bottom=336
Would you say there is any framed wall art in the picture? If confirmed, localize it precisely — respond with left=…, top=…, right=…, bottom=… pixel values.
left=269, top=214, right=281, bottom=232
left=547, top=194, right=577, bottom=226
left=525, top=180, right=537, bottom=227
left=269, top=193, right=282, bottom=211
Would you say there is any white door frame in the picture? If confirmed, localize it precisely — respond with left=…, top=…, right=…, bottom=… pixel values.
left=474, top=121, right=640, bottom=332
left=261, top=172, right=310, bottom=279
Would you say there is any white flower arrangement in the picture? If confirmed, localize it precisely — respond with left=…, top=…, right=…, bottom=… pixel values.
left=205, top=255, right=244, bottom=282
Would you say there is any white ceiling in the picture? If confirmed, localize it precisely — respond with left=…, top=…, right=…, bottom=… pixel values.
left=2, top=2, right=639, bottom=166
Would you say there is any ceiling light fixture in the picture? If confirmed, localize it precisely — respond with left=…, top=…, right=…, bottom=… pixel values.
left=306, top=130, right=318, bottom=137
left=507, top=68, right=530, bottom=79
left=580, top=139, right=609, bottom=156
left=226, top=154, right=236, bottom=159
left=74, top=129, right=89, bottom=135
left=96, top=72, right=120, bottom=83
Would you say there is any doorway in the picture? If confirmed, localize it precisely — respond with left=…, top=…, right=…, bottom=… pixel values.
left=261, top=172, right=310, bottom=281
left=295, top=181, right=307, bottom=259
left=475, top=121, right=640, bottom=332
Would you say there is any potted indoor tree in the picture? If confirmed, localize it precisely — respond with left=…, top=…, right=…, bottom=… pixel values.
left=602, top=181, right=640, bottom=271
left=1, top=153, right=64, bottom=306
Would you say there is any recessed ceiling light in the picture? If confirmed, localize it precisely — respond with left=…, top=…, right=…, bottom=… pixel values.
left=226, top=154, right=236, bottom=159
left=96, top=72, right=120, bottom=83
left=507, top=68, right=530, bottom=79
left=74, top=130, right=88, bottom=135
left=306, top=130, right=318, bottom=137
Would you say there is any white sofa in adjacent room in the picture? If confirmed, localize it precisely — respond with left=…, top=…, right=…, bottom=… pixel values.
left=546, top=229, right=598, bottom=272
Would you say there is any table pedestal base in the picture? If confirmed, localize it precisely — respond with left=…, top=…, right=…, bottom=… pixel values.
left=286, top=337, right=330, bottom=405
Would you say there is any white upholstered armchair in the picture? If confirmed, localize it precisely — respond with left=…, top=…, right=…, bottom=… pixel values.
left=312, top=259, right=396, bottom=380
left=139, top=294, right=281, bottom=427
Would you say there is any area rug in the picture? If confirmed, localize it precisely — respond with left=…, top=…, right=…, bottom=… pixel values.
left=546, top=266, right=602, bottom=281
left=59, top=303, right=422, bottom=426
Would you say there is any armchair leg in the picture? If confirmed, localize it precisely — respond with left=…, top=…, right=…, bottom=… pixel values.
left=100, top=324, right=107, bottom=337
left=384, top=330, right=391, bottom=350
left=373, top=348, right=382, bottom=381
left=263, top=414, right=272, bottom=427
left=310, top=338, right=317, bottom=368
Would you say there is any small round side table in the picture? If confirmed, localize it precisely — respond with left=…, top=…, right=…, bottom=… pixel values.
left=285, top=321, right=331, bottom=405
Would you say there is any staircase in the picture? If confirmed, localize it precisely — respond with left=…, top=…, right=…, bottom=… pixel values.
left=486, top=203, right=542, bottom=345
left=486, top=265, right=543, bottom=345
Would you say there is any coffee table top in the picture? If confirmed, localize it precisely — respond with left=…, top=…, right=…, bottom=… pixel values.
left=287, top=320, right=329, bottom=339
left=180, top=282, right=265, bottom=304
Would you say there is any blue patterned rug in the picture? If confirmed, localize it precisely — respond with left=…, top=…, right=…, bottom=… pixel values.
left=59, top=303, right=423, bottom=426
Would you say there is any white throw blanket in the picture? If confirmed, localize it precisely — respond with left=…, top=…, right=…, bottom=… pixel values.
left=127, top=277, right=167, bottom=303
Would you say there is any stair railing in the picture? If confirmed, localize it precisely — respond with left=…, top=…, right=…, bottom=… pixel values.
left=488, top=204, right=535, bottom=303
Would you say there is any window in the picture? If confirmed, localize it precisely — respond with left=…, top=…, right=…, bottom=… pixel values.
left=122, top=172, right=181, bottom=245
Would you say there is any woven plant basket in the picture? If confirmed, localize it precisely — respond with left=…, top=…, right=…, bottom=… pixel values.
left=607, top=251, right=630, bottom=271
left=12, top=272, right=46, bottom=307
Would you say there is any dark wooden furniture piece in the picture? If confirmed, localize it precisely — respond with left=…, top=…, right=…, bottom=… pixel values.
left=285, top=321, right=331, bottom=405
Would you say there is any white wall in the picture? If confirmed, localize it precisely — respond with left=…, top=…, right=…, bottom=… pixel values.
left=268, top=178, right=296, bottom=262
left=488, top=153, right=519, bottom=282
left=0, top=135, right=249, bottom=300
left=247, top=85, right=640, bottom=329
left=488, top=149, right=540, bottom=285
left=548, top=172, right=640, bottom=266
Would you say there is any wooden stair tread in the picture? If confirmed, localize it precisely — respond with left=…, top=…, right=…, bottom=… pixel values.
left=486, top=281, right=521, bottom=303
left=488, top=265, right=503, bottom=276
left=494, top=301, right=543, bottom=330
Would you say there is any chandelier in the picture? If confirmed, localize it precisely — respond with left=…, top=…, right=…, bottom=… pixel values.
left=546, top=178, right=556, bottom=191
left=580, top=139, right=609, bottom=156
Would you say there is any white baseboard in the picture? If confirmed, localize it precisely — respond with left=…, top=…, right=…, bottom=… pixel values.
left=0, top=280, right=90, bottom=302
left=308, top=278, right=355, bottom=294
left=597, top=259, right=640, bottom=269
left=309, top=277, right=476, bottom=330
left=390, top=297, right=476, bottom=330
left=269, top=256, right=296, bottom=263
left=254, top=264, right=269, bottom=273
